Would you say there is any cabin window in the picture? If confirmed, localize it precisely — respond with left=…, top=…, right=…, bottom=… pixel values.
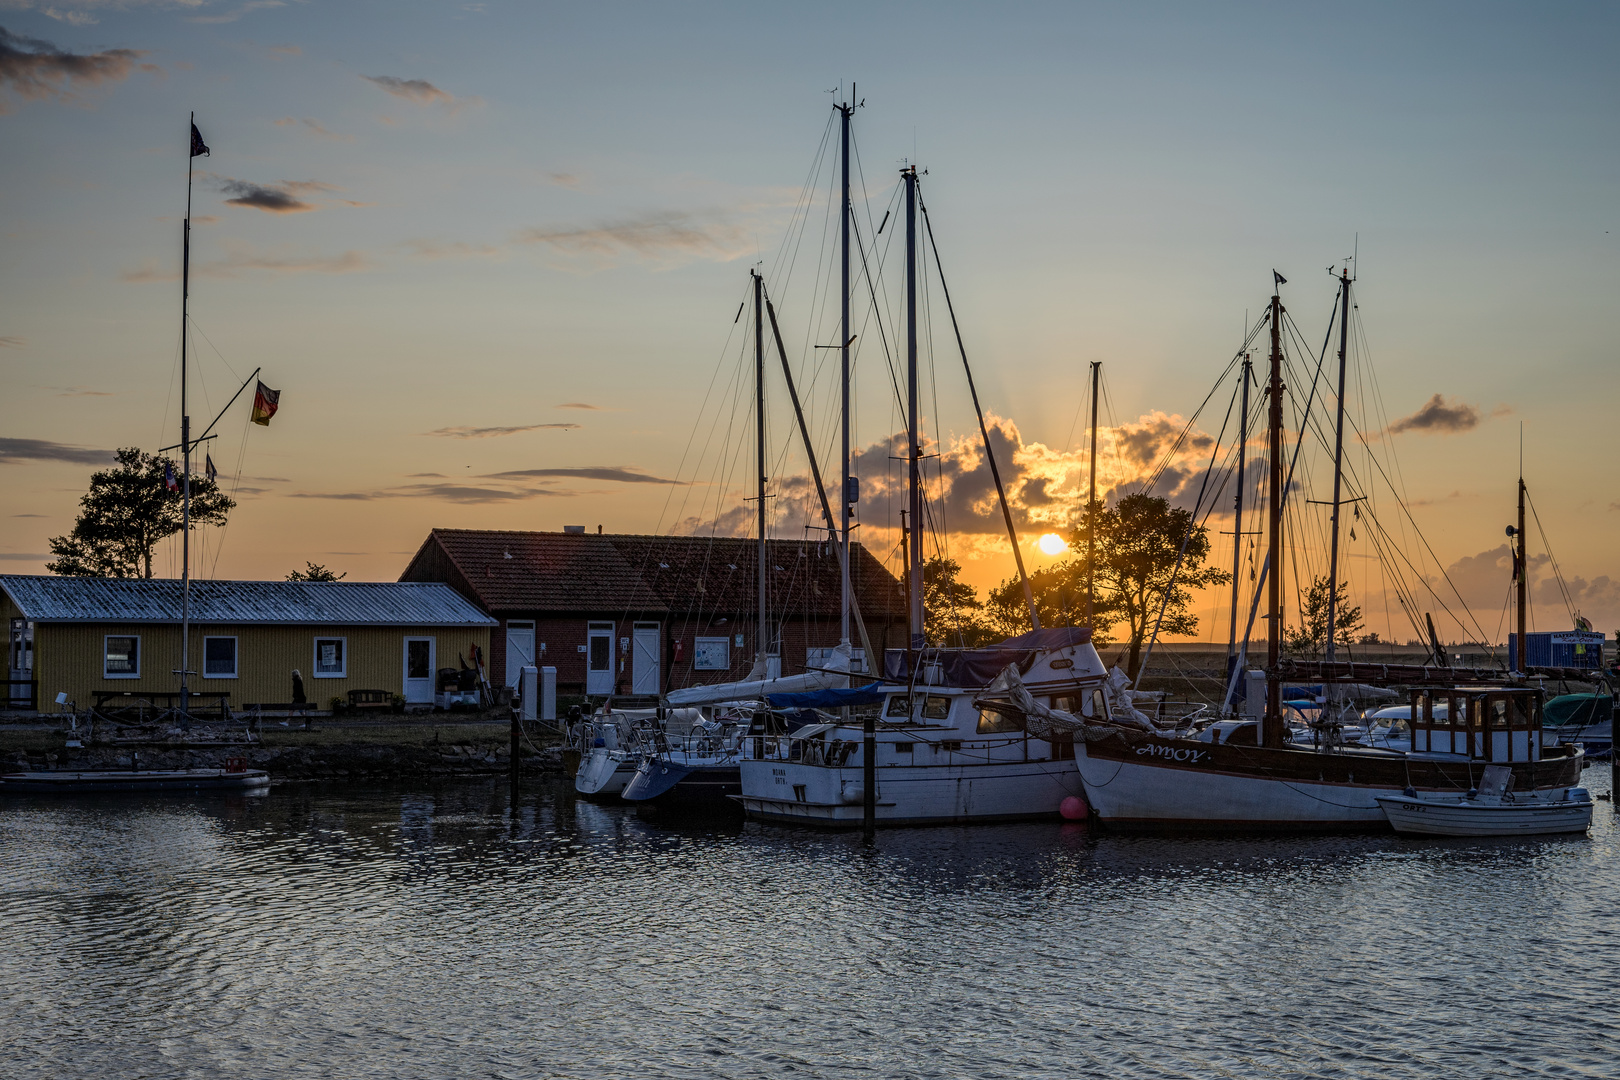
left=313, top=637, right=347, bottom=678
left=203, top=636, right=238, bottom=678
left=977, top=708, right=1023, bottom=734
left=104, top=635, right=139, bottom=678
left=921, top=695, right=951, bottom=720
left=1053, top=689, right=1105, bottom=718
left=885, top=695, right=913, bottom=718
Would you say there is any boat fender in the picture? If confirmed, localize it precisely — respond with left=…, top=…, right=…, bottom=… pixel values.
left=1402, top=786, right=1416, bottom=798
left=1465, top=788, right=1478, bottom=800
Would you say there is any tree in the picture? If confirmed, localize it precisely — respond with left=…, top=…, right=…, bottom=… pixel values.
left=984, top=560, right=1117, bottom=644
left=1069, top=492, right=1230, bottom=679
left=923, top=557, right=996, bottom=647
left=1284, top=575, right=1363, bottom=657
left=287, top=562, right=347, bottom=582
left=46, top=448, right=235, bottom=579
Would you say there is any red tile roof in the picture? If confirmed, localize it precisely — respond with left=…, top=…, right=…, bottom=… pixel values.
left=401, top=529, right=905, bottom=620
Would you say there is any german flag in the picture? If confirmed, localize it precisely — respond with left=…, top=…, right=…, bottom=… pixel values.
left=251, top=381, right=280, bottom=426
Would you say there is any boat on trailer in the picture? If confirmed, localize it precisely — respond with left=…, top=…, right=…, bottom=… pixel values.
left=0, top=766, right=269, bottom=794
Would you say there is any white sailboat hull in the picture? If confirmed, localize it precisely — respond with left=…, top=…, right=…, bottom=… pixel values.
left=737, top=757, right=1081, bottom=827
left=1374, top=793, right=1593, bottom=836
left=574, top=748, right=637, bottom=799
left=1076, top=746, right=1394, bottom=830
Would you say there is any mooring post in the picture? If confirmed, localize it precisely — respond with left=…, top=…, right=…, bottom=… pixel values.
left=510, top=703, right=520, bottom=788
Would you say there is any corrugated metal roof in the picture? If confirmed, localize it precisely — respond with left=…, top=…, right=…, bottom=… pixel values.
left=0, top=575, right=497, bottom=626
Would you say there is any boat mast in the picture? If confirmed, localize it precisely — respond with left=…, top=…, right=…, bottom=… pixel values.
left=1516, top=472, right=1527, bottom=673
left=753, top=269, right=770, bottom=673
left=179, top=113, right=195, bottom=719
left=1264, top=280, right=1285, bottom=748
left=903, top=165, right=923, bottom=650
left=839, top=90, right=854, bottom=652
left=1086, top=361, right=1100, bottom=626
left=1224, top=351, right=1251, bottom=710
left=1323, top=265, right=1353, bottom=675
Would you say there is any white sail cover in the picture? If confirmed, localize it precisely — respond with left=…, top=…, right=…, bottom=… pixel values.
left=665, top=642, right=853, bottom=707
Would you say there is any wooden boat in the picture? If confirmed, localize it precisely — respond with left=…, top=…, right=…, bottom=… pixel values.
left=0, top=767, right=270, bottom=793
left=1374, top=765, right=1592, bottom=836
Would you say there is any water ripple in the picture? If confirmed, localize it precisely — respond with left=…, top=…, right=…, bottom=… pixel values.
left=1, top=771, right=1616, bottom=1078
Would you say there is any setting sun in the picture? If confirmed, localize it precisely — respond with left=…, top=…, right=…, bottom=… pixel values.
left=1037, top=533, right=1068, bottom=556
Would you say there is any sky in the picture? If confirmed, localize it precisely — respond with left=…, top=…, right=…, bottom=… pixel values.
left=2, top=1, right=1616, bottom=645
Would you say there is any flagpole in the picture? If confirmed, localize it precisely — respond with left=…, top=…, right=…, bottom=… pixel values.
left=179, top=112, right=195, bottom=719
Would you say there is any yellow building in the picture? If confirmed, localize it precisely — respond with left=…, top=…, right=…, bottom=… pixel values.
left=2, top=575, right=495, bottom=714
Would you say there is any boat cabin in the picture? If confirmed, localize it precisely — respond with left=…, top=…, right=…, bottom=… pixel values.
left=1408, top=686, right=1543, bottom=762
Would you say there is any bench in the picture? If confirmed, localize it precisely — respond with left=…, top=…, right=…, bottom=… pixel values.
left=346, top=689, right=397, bottom=713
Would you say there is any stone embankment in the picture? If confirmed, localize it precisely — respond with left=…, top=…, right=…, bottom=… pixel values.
left=0, top=714, right=565, bottom=783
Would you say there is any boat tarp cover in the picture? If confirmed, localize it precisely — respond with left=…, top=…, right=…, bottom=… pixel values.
left=882, top=627, right=1093, bottom=687
left=766, top=683, right=888, bottom=709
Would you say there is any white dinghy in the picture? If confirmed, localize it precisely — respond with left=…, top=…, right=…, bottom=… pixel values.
left=1374, top=765, right=1593, bottom=837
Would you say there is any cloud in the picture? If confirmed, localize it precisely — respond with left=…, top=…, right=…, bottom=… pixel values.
left=1388, top=394, right=1481, bottom=436
left=402, top=239, right=503, bottom=261
left=269, top=44, right=300, bottom=57
left=275, top=116, right=352, bottom=142
left=0, top=25, right=153, bottom=112
left=548, top=172, right=581, bottom=189
left=515, top=211, right=751, bottom=267
left=0, top=336, right=23, bottom=348
left=489, top=467, right=681, bottom=485
left=41, top=9, right=97, bottom=27
left=362, top=74, right=471, bottom=110
left=0, top=553, right=49, bottom=561
left=556, top=402, right=601, bottom=410
left=186, top=1, right=284, bottom=25
left=0, top=437, right=113, bottom=465
left=124, top=241, right=371, bottom=282
left=219, top=177, right=338, bottom=214
left=49, top=385, right=114, bottom=397
left=13, top=513, right=46, bottom=518
left=422, top=423, right=581, bottom=438
left=293, top=482, right=573, bottom=505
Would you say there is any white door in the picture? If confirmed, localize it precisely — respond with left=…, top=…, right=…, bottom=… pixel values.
left=403, top=637, right=435, bottom=704
left=632, top=623, right=660, bottom=696
left=505, top=621, right=535, bottom=688
left=586, top=622, right=614, bottom=696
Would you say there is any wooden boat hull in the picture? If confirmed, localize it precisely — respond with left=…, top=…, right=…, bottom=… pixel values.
left=1374, top=794, right=1593, bottom=836
left=1077, top=732, right=1583, bottom=833
left=0, top=769, right=271, bottom=794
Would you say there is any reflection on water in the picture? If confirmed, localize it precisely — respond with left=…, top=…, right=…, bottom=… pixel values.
left=1, top=771, right=1615, bottom=1079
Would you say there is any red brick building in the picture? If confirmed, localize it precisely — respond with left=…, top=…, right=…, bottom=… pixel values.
left=398, top=529, right=906, bottom=698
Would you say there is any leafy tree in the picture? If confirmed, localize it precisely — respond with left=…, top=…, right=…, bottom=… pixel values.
left=923, top=557, right=996, bottom=647
left=984, top=560, right=1117, bottom=645
left=1284, top=575, right=1363, bottom=657
left=1068, top=492, right=1230, bottom=679
left=46, top=447, right=235, bottom=579
left=287, top=562, right=347, bottom=582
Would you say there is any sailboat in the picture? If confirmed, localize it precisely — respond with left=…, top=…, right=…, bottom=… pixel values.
left=1069, top=270, right=1584, bottom=831
left=735, top=125, right=1100, bottom=829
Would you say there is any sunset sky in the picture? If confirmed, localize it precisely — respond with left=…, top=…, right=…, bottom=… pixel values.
left=2, top=2, right=1616, bottom=644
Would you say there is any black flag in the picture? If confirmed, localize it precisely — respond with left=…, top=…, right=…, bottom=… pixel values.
left=1272, top=270, right=1287, bottom=287
left=190, top=123, right=210, bottom=158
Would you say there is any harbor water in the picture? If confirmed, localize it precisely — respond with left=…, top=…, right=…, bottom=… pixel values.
left=2, top=771, right=1615, bottom=1079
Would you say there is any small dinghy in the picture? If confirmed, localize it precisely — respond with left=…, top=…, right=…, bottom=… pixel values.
left=0, top=767, right=270, bottom=794
left=1375, top=765, right=1592, bottom=837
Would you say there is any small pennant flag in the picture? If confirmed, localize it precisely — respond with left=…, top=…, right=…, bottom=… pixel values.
left=1272, top=270, right=1287, bottom=288
left=205, top=454, right=218, bottom=483
left=164, top=461, right=178, bottom=492
left=250, top=381, right=280, bottom=426
left=1576, top=615, right=1594, bottom=633
left=190, top=122, right=210, bottom=158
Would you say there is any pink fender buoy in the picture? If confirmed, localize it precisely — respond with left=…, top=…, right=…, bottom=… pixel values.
left=1059, top=795, right=1089, bottom=821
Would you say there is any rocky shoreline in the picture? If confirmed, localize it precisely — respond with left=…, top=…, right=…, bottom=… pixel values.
left=1, top=714, right=566, bottom=783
